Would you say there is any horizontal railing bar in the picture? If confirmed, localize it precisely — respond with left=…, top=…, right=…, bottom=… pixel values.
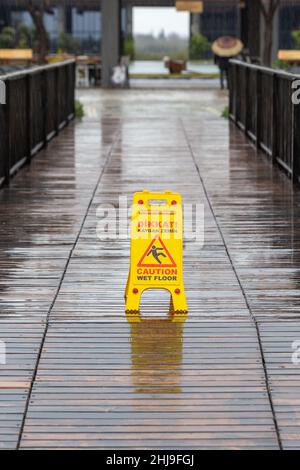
left=276, top=157, right=293, bottom=174
left=0, top=59, right=75, bottom=81
left=246, top=131, right=257, bottom=142
left=9, top=156, right=27, bottom=177
left=230, top=59, right=300, bottom=80
left=259, top=142, right=272, bottom=156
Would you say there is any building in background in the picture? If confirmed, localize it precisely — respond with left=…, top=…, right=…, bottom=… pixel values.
left=191, top=0, right=300, bottom=58
left=190, top=1, right=239, bottom=43
left=1, top=1, right=300, bottom=59
left=0, top=1, right=133, bottom=54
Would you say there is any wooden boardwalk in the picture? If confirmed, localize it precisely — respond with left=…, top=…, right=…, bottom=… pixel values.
left=0, top=88, right=300, bottom=449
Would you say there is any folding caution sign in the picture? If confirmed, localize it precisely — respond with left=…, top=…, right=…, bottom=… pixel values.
left=125, top=190, right=188, bottom=316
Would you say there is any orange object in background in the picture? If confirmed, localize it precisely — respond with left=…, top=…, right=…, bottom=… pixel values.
left=176, top=1, right=204, bottom=13
left=278, top=50, right=300, bottom=63
left=0, top=49, right=33, bottom=66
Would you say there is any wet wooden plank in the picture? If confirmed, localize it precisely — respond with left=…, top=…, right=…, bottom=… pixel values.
left=258, top=321, right=300, bottom=449
left=0, top=118, right=118, bottom=448
left=4, top=87, right=300, bottom=449
left=20, top=317, right=276, bottom=450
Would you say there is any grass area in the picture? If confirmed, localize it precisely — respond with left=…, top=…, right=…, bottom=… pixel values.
left=75, top=100, right=84, bottom=119
left=221, top=105, right=229, bottom=119
left=129, top=72, right=220, bottom=80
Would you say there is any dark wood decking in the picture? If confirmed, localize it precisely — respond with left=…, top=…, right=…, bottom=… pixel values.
left=0, top=88, right=300, bottom=449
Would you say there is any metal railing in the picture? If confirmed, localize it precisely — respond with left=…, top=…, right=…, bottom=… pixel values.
left=0, top=60, right=75, bottom=186
left=229, top=59, right=300, bottom=182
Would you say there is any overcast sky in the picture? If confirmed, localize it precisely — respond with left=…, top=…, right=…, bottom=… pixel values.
left=133, top=8, right=189, bottom=37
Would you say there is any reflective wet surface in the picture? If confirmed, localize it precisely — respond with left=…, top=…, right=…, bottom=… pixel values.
left=0, top=87, right=300, bottom=448
left=129, top=60, right=219, bottom=75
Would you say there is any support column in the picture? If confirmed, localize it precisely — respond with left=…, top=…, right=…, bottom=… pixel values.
left=0, top=6, right=10, bottom=29
left=243, top=0, right=261, bottom=59
left=57, top=5, right=66, bottom=35
left=101, top=0, right=121, bottom=88
left=190, top=13, right=201, bottom=36
left=125, top=6, right=133, bottom=38
left=271, top=6, right=279, bottom=64
left=66, top=7, right=72, bottom=35
left=259, top=2, right=280, bottom=65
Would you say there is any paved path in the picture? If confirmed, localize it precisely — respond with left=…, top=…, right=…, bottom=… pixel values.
left=0, top=88, right=299, bottom=449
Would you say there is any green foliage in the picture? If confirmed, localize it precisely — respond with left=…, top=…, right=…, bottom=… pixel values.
left=273, top=58, right=290, bottom=71
left=222, top=106, right=229, bottom=119
left=189, top=33, right=210, bottom=61
left=124, top=34, right=135, bottom=61
left=0, top=24, right=35, bottom=49
left=134, top=33, right=188, bottom=61
left=75, top=100, right=84, bottom=119
left=57, top=33, right=81, bottom=54
left=292, top=29, right=300, bottom=49
left=18, top=24, right=35, bottom=49
left=0, top=26, right=16, bottom=48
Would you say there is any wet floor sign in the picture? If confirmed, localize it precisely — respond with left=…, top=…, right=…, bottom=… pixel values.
left=125, top=190, right=188, bottom=317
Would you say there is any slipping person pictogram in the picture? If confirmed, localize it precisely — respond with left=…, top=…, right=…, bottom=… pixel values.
left=147, top=245, right=167, bottom=264
left=137, top=236, right=176, bottom=268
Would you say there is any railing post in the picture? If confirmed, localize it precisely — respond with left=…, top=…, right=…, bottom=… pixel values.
left=55, top=66, right=59, bottom=135
left=71, top=62, right=76, bottom=117
left=26, top=74, right=32, bottom=165
left=65, top=63, right=69, bottom=122
left=4, top=79, right=10, bottom=185
left=245, top=66, right=250, bottom=135
left=236, top=65, right=240, bottom=125
left=293, top=85, right=300, bottom=183
left=229, top=62, right=236, bottom=121
left=42, top=70, right=48, bottom=147
left=272, top=73, right=278, bottom=163
left=256, top=69, right=261, bottom=150
left=229, top=64, right=232, bottom=115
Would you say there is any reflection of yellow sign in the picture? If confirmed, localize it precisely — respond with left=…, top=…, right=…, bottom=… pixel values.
left=130, top=319, right=184, bottom=393
left=125, top=190, right=188, bottom=316
left=176, top=1, right=204, bottom=13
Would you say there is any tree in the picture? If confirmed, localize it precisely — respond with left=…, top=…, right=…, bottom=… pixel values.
left=0, top=24, right=35, bottom=49
left=292, top=28, right=300, bottom=49
left=258, top=0, right=281, bottom=66
left=17, top=24, right=35, bottom=49
left=57, top=33, right=81, bottom=54
left=123, top=34, right=135, bottom=61
left=25, top=0, right=51, bottom=63
left=189, top=33, right=210, bottom=61
left=0, top=26, right=16, bottom=48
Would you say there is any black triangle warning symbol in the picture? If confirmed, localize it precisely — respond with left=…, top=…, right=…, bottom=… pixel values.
left=137, top=236, right=176, bottom=267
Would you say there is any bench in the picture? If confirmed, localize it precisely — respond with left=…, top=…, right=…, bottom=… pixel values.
left=278, top=50, right=300, bottom=63
left=0, top=49, right=33, bottom=65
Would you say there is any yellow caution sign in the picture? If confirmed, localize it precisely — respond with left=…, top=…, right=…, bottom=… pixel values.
left=125, top=190, right=188, bottom=317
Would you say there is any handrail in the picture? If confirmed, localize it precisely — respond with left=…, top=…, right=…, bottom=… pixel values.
left=0, top=59, right=76, bottom=81
left=230, top=59, right=300, bottom=79
left=0, top=60, right=76, bottom=187
left=229, top=59, right=300, bottom=183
